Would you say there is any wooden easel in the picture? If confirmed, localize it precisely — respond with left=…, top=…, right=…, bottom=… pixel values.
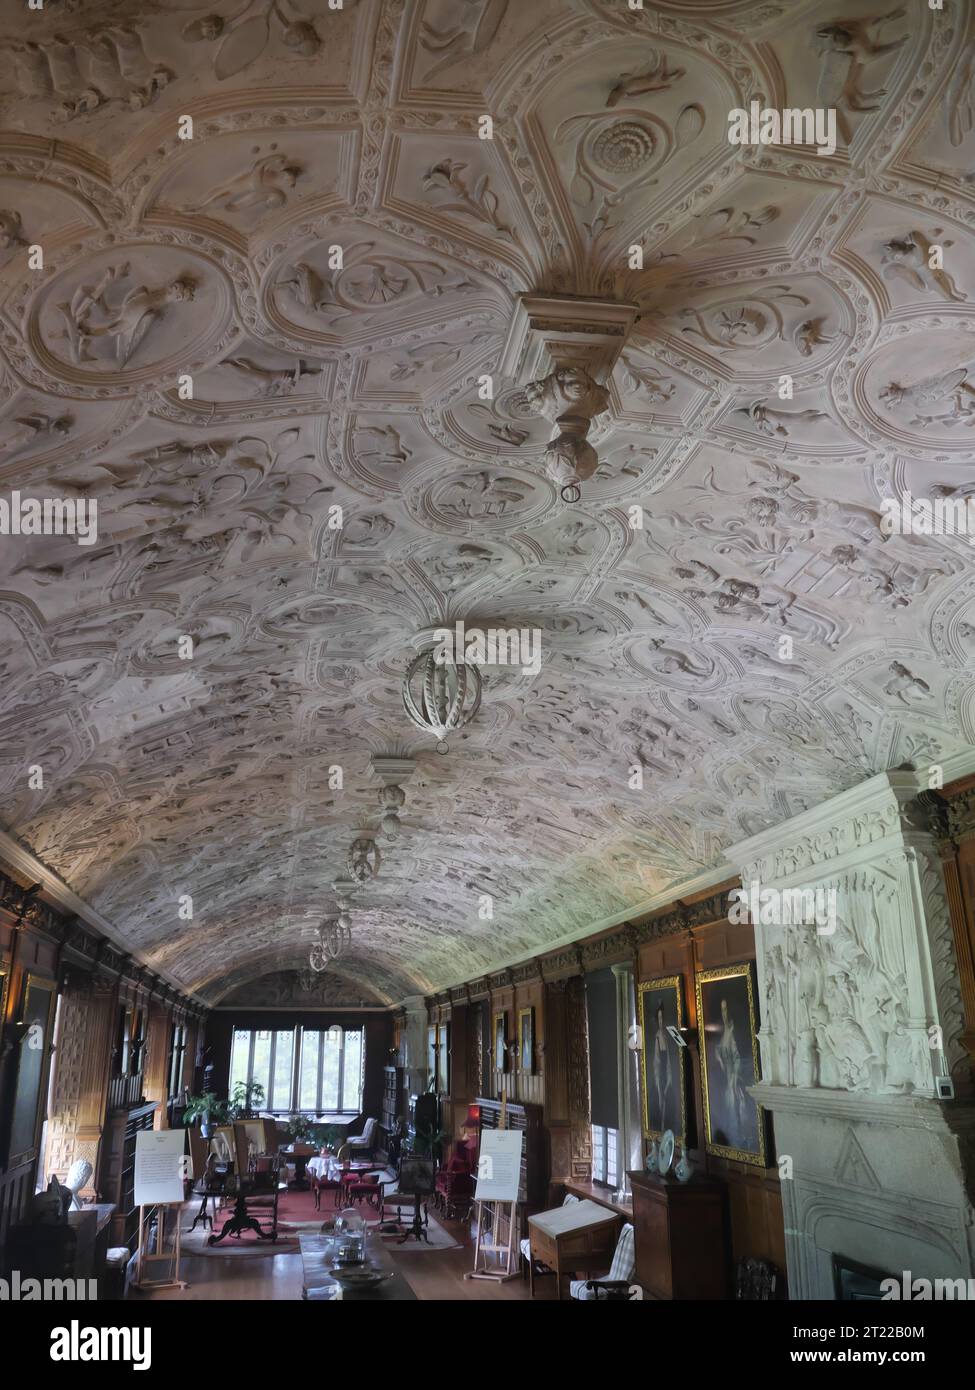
left=465, top=1086, right=519, bottom=1283
left=134, top=1204, right=188, bottom=1291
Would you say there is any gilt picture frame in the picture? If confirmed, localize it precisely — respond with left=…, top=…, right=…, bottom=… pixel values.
left=696, top=963, right=767, bottom=1167
left=518, top=1006, right=534, bottom=1074
left=6, top=971, right=57, bottom=1170
left=493, top=1010, right=507, bottom=1073
left=637, top=976, right=687, bottom=1145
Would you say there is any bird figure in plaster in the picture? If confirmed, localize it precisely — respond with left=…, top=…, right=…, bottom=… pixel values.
left=607, top=51, right=685, bottom=107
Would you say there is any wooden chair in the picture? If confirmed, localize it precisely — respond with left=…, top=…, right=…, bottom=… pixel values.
left=568, top=1223, right=636, bottom=1300
left=735, top=1256, right=781, bottom=1300
left=309, top=1155, right=343, bottom=1211
left=344, top=1172, right=383, bottom=1211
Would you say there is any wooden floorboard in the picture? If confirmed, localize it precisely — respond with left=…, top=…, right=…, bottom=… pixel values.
left=136, top=1214, right=556, bottom=1302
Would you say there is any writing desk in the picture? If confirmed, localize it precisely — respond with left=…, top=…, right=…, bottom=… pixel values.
left=528, top=1198, right=621, bottom=1299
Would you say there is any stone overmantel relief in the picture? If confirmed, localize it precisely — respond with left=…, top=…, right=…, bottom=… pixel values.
left=728, top=771, right=975, bottom=1296
left=728, top=772, right=966, bottom=1101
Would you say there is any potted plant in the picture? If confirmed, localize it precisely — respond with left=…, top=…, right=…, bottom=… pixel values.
left=227, top=1080, right=266, bottom=1120
left=182, top=1093, right=231, bottom=1139
left=286, top=1111, right=316, bottom=1145
left=320, top=1123, right=344, bottom=1154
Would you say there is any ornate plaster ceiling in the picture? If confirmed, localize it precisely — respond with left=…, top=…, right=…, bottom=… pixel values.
left=1, top=0, right=973, bottom=1006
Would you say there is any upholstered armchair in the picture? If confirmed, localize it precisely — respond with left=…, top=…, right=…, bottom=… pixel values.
left=345, top=1117, right=377, bottom=1157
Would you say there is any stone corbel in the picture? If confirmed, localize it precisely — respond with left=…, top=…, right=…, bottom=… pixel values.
left=498, top=293, right=638, bottom=502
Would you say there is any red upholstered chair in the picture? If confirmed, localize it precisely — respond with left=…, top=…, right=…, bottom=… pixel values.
left=434, top=1141, right=475, bottom=1220
left=309, top=1154, right=343, bottom=1211
left=344, top=1172, right=383, bottom=1211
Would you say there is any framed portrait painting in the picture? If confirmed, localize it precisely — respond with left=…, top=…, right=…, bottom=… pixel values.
left=493, top=1011, right=507, bottom=1072
left=696, top=963, right=767, bottom=1167
left=518, top=1007, right=534, bottom=1073
left=6, top=971, right=57, bottom=1169
left=637, top=976, right=687, bottom=1145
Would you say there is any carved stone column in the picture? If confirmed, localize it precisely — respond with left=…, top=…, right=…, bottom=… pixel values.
left=44, top=974, right=116, bottom=1195
left=726, top=771, right=975, bottom=1298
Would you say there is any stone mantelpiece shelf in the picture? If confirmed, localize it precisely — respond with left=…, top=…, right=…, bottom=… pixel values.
left=750, top=1082, right=975, bottom=1132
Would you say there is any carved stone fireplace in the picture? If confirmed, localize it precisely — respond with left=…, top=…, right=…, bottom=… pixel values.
left=727, top=771, right=975, bottom=1299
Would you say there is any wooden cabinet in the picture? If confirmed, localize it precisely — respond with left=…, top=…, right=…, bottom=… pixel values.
left=629, top=1169, right=730, bottom=1300
left=380, top=1065, right=403, bottom=1162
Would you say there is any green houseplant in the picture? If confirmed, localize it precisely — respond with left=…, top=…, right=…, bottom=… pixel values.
left=182, top=1093, right=231, bottom=1138
left=286, top=1111, right=316, bottom=1145
left=228, top=1080, right=266, bottom=1120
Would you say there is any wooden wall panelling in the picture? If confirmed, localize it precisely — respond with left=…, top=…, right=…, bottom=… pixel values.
left=43, top=974, right=116, bottom=1193
left=443, top=1002, right=467, bottom=1140
left=690, top=917, right=785, bottom=1277
left=466, top=999, right=483, bottom=1104
left=513, top=975, right=544, bottom=1109
left=630, top=890, right=786, bottom=1282
left=565, top=972, right=592, bottom=1180
left=143, top=1000, right=173, bottom=1127
left=490, top=975, right=515, bottom=1099
left=542, top=979, right=571, bottom=1187
left=931, top=783, right=975, bottom=1081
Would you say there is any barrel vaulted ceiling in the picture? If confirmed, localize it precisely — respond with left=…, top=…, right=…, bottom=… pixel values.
left=0, top=0, right=973, bottom=1005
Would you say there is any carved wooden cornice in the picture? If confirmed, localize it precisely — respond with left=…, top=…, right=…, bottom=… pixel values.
left=0, top=865, right=205, bottom=1018
left=940, top=788, right=975, bottom=846
left=630, top=888, right=732, bottom=942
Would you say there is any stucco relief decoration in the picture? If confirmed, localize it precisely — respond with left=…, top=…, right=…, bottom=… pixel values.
left=0, top=0, right=970, bottom=1012
left=522, top=365, right=610, bottom=501
left=760, top=868, right=933, bottom=1096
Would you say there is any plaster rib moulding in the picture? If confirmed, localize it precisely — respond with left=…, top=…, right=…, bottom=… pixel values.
left=0, top=2, right=972, bottom=1007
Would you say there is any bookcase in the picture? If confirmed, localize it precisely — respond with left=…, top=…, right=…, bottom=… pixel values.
left=99, top=1102, right=157, bottom=1251
left=380, top=1065, right=403, bottom=1162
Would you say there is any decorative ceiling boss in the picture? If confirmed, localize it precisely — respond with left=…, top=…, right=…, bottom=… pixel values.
left=498, top=294, right=640, bottom=502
